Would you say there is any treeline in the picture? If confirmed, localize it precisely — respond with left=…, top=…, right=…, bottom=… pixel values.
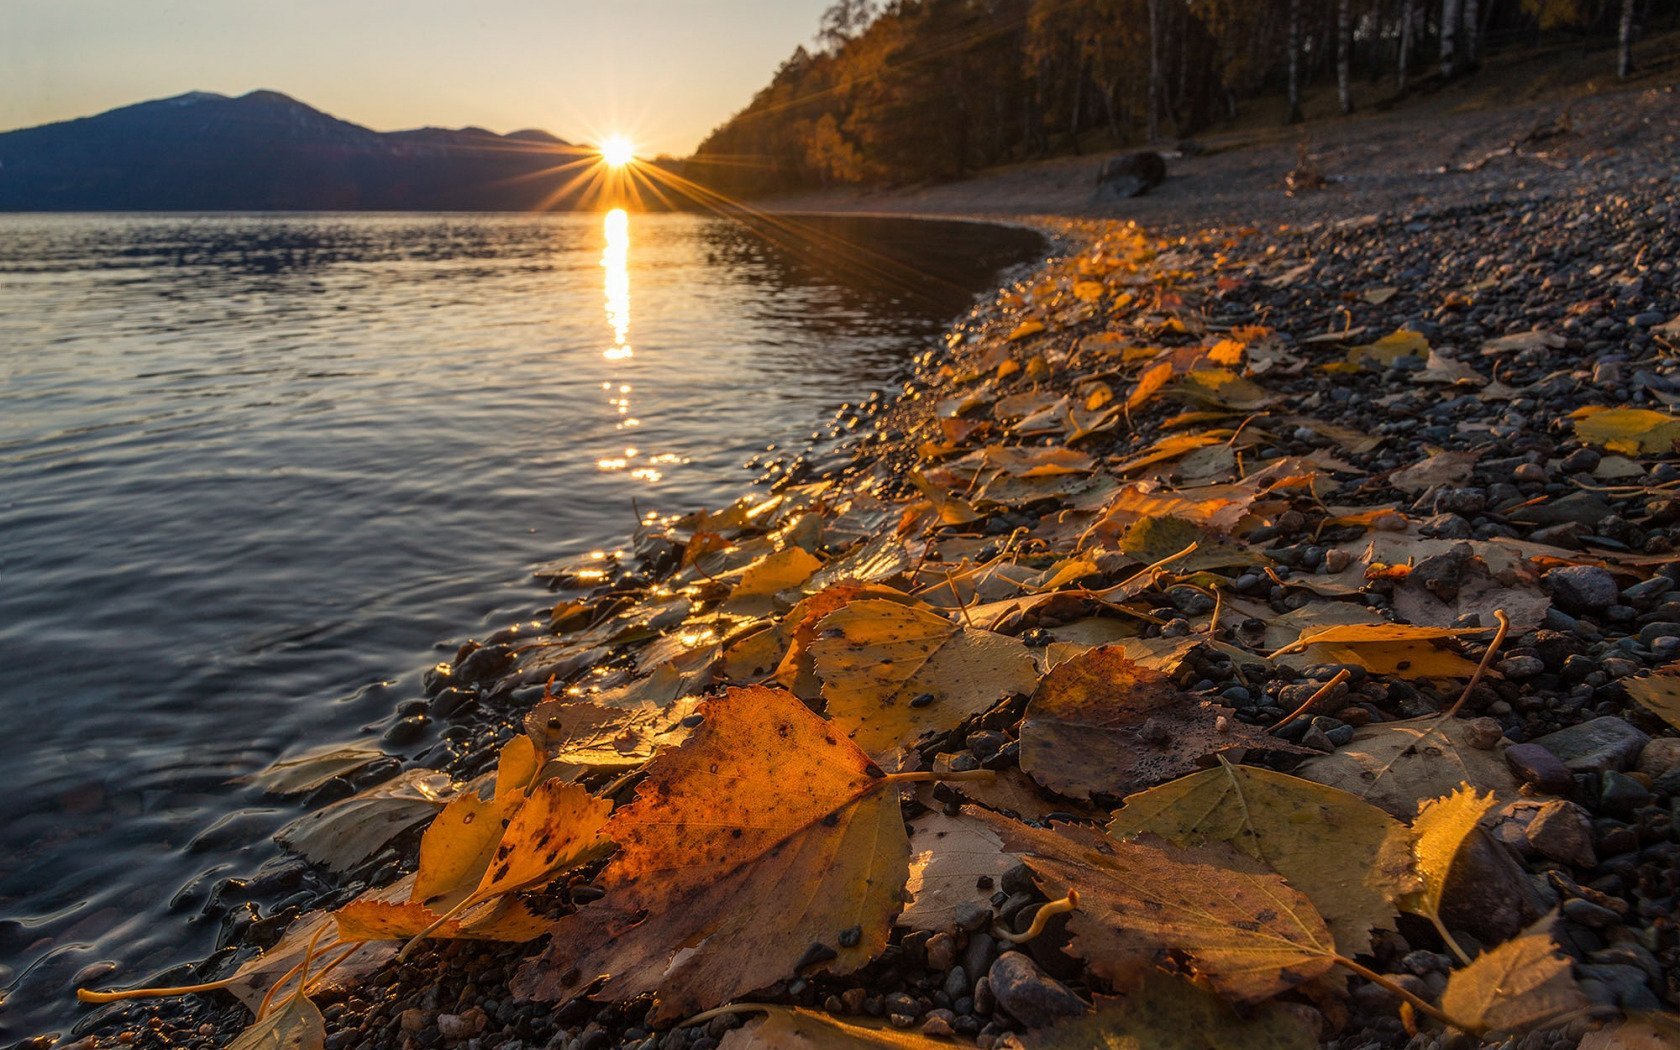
left=688, top=0, right=1664, bottom=194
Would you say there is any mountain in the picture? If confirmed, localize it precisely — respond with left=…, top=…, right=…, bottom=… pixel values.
left=0, top=91, right=598, bottom=211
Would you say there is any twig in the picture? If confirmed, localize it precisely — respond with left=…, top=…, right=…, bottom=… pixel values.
left=881, top=769, right=997, bottom=785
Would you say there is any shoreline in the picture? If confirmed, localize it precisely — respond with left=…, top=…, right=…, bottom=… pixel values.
left=86, top=85, right=1680, bottom=1050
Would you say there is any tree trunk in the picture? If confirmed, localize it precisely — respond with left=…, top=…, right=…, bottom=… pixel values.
left=1337, top=0, right=1353, bottom=114
left=1147, top=0, right=1162, bottom=142
left=1619, top=0, right=1637, bottom=78
left=1398, top=0, right=1416, bottom=91
left=1440, top=0, right=1460, bottom=77
left=1463, top=0, right=1479, bottom=65
left=1286, top=0, right=1303, bottom=124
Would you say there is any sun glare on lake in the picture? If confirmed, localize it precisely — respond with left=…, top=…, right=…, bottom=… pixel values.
left=599, top=135, right=635, bottom=168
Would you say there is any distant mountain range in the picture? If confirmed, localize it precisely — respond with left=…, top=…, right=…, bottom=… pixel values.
left=0, top=90, right=605, bottom=211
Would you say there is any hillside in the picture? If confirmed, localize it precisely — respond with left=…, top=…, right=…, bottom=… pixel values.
left=0, top=90, right=590, bottom=211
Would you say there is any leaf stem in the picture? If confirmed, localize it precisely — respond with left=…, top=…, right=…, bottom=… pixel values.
left=77, top=974, right=247, bottom=1004
left=1268, top=668, right=1350, bottom=732
left=994, top=890, right=1080, bottom=944
left=679, top=1002, right=775, bottom=1028
left=880, top=768, right=997, bottom=785
left=1333, top=954, right=1475, bottom=1034
left=1443, top=609, right=1509, bottom=720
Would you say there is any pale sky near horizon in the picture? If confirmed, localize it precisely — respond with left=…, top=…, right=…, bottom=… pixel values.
left=0, top=0, right=836, bottom=156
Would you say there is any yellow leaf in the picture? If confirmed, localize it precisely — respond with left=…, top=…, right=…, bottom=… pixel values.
left=1623, top=671, right=1680, bottom=731
left=515, top=686, right=912, bottom=1023
left=334, top=890, right=550, bottom=944
left=1109, top=761, right=1414, bottom=955
left=1347, top=328, right=1428, bottom=369
left=1072, top=280, right=1106, bottom=303
left=1125, top=361, right=1173, bottom=413
left=810, top=599, right=1038, bottom=767
left=1172, top=369, right=1273, bottom=410
left=1008, top=320, right=1046, bottom=341
left=724, top=547, right=825, bottom=616
left=413, top=791, right=521, bottom=909
left=1571, top=406, right=1680, bottom=455
left=1439, top=915, right=1587, bottom=1035
left=1015, top=973, right=1317, bottom=1050
left=1400, top=786, right=1497, bottom=958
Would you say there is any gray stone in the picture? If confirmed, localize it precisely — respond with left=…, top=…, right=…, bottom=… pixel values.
left=986, top=952, right=1085, bottom=1028
left=1524, top=800, right=1597, bottom=868
left=1497, top=655, right=1545, bottom=679
left=925, top=931, right=956, bottom=972
left=943, top=965, right=970, bottom=1001
left=1532, top=716, right=1651, bottom=772
left=1544, top=565, right=1620, bottom=612
left=1636, top=737, right=1680, bottom=777
left=1440, top=829, right=1547, bottom=943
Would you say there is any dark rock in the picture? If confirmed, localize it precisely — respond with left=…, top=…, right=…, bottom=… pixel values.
left=1543, top=565, right=1620, bottom=612
left=1532, top=716, right=1651, bottom=772
left=1505, top=742, right=1574, bottom=793
left=1598, top=770, right=1653, bottom=814
left=1524, top=800, right=1597, bottom=868
left=986, top=952, right=1085, bottom=1028
left=1439, top=829, right=1547, bottom=943
left=1094, top=152, right=1166, bottom=201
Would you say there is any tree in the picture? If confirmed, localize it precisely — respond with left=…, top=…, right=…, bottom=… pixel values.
left=1336, top=0, right=1353, bottom=114
left=1286, top=0, right=1303, bottom=123
left=1619, top=0, right=1638, bottom=78
left=1441, top=0, right=1462, bottom=76
left=1397, top=0, right=1417, bottom=90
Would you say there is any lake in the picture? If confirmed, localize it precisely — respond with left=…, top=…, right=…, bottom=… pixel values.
left=0, top=210, right=1044, bottom=1040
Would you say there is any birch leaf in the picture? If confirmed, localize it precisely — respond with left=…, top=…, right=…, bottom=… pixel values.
left=1013, top=974, right=1316, bottom=1050
left=1439, top=914, right=1587, bottom=1035
left=228, top=993, right=325, bottom=1050
left=719, top=1006, right=955, bottom=1049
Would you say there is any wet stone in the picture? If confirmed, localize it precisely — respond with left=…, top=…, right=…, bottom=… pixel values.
left=986, top=952, right=1084, bottom=1028
left=1544, top=565, right=1620, bottom=612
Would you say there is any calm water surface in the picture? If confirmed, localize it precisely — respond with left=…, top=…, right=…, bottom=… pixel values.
left=0, top=211, right=1043, bottom=1040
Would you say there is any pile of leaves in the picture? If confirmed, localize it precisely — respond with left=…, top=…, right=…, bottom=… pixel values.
left=81, top=223, right=1680, bottom=1049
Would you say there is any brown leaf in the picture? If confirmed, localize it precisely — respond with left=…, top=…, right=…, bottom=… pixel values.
left=274, top=769, right=455, bottom=873
left=978, top=815, right=1337, bottom=1005
left=1012, top=973, right=1317, bottom=1050
left=514, top=686, right=911, bottom=1022
left=899, top=811, right=1015, bottom=932
left=1439, top=914, right=1587, bottom=1035
left=1295, top=718, right=1518, bottom=818
left=719, top=1006, right=955, bottom=1049
left=1019, top=647, right=1302, bottom=800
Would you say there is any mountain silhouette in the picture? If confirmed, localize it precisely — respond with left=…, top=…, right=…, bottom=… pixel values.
left=0, top=90, right=601, bottom=211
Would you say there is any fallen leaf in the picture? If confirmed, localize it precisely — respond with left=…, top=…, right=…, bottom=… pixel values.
left=979, top=816, right=1337, bottom=1004
left=811, top=599, right=1037, bottom=767
left=1009, top=320, right=1046, bottom=342
left=1125, top=362, right=1173, bottom=412
left=1480, top=330, right=1565, bottom=356
left=1579, top=1013, right=1680, bottom=1050
left=1389, top=451, right=1478, bottom=493
left=1295, top=717, right=1519, bottom=817
left=1118, top=515, right=1257, bottom=571
left=773, top=583, right=920, bottom=698
left=1439, top=914, right=1587, bottom=1035
left=1571, top=406, right=1680, bottom=455
left=514, top=686, right=911, bottom=1023
left=1019, top=647, right=1302, bottom=801
left=524, top=694, right=699, bottom=772
left=246, top=747, right=388, bottom=796
left=333, top=875, right=550, bottom=944
left=1623, top=672, right=1680, bottom=731
left=274, top=769, right=455, bottom=873
left=1012, top=973, right=1317, bottom=1049
left=1346, top=329, right=1428, bottom=370
left=724, top=548, right=825, bottom=616
left=1108, top=761, right=1413, bottom=955
left=228, top=992, right=325, bottom=1050
left=899, top=811, right=1014, bottom=932
left=1399, top=786, right=1497, bottom=952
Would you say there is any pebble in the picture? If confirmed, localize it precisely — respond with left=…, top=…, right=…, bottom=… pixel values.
left=1635, top=737, right=1680, bottom=777
left=1544, top=565, right=1620, bottom=612
left=1523, top=800, right=1597, bottom=868
left=985, top=952, right=1085, bottom=1028
left=1532, top=717, right=1651, bottom=773
left=1505, top=742, right=1574, bottom=794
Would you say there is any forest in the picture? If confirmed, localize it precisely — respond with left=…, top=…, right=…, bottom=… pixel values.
left=686, top=0, right=1664, bottom=194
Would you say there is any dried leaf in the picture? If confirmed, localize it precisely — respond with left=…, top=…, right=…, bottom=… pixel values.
left=1579, top=1013, right=1680, bottom=1050
left=246, top=747, right=387, bottom=796
left=811, top=599, right=1037, bottom=767
left=1399, top=786, right=1497, bottom=938
left=524, top=694, right=699, bottom=772
left=900, top=810, right=1014, bottom=932
left=228, top=992, right=325, bottom=1050
left=1109, top=762, right=1413, bottom=955
left=274, top=769, right=455, bottom=873
left=773, top=583, right=919, bottom=698
left=514, top=686, right=911, bottom=1022
left=1020, top=647, right=1300, bottom=801
left=1439, top=914, right=1587, bottom=1035
left=979, top=816, right=1337, bottom=1004
left=1295, top=717, right=1519, bottom=817
left=1571, top=407, right=1680, bottom=456
left=1623, top=671, right=1680, bottom=731
left=1389, top=451, right=1478, bottom=494
left=1013, top=974, right=1317, bottom=1050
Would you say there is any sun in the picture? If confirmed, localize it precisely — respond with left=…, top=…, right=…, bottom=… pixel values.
left=599, top=135, right=636, bottom=168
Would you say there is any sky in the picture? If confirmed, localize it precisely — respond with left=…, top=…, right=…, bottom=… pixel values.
left=0, top=0, right=836, bottom=156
